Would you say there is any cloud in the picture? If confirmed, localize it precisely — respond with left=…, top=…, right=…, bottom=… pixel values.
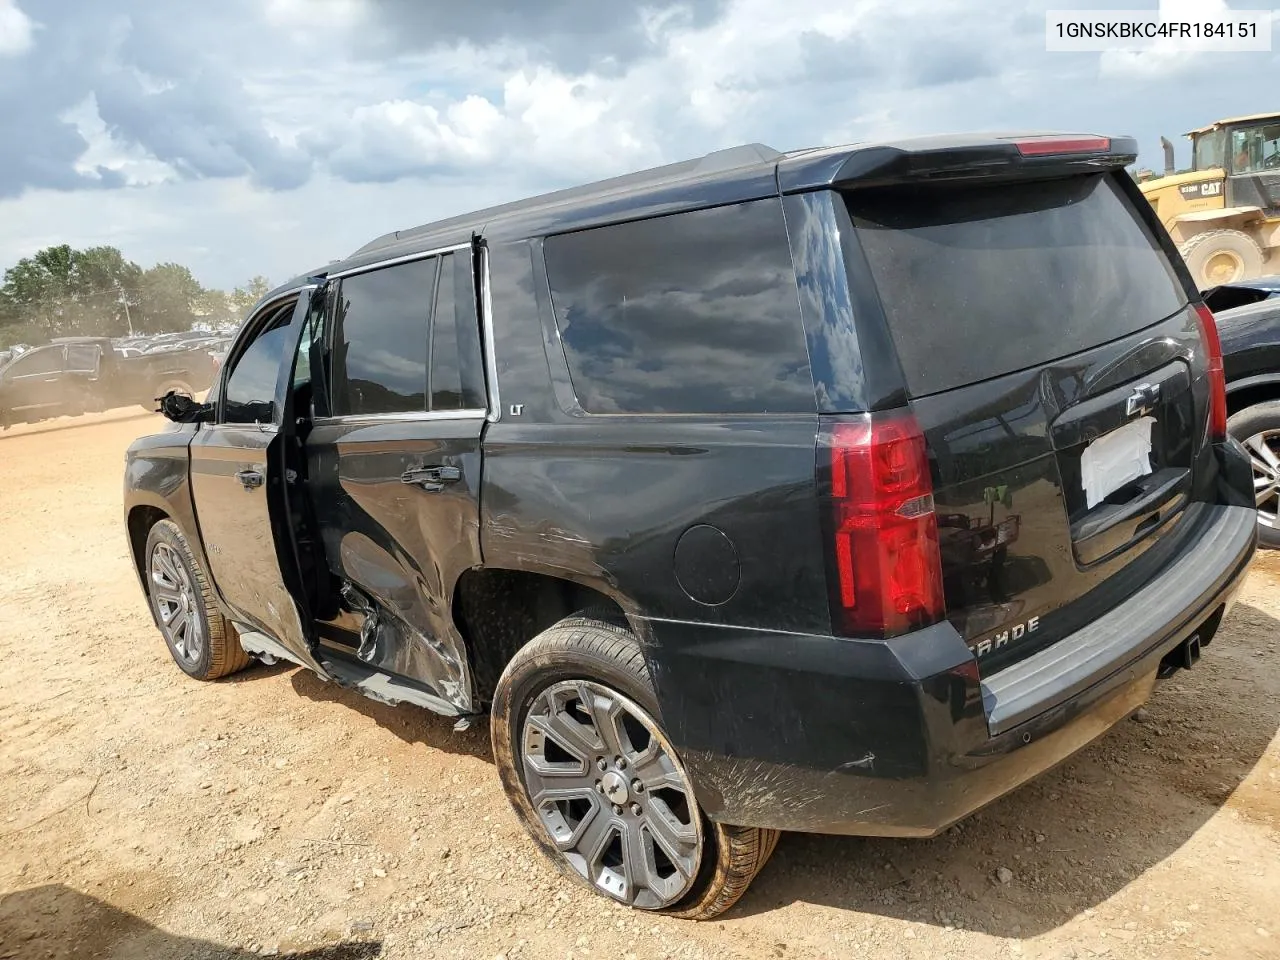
left=0, top=0, right=33, bottom=56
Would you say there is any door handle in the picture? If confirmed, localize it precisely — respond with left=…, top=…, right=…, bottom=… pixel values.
left=400, top=465, right=461, bottom=492
left=235, top=468, right=264, bottom=490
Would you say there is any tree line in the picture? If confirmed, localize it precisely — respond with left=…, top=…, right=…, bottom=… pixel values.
left=0, top=244, right=271, bottom=349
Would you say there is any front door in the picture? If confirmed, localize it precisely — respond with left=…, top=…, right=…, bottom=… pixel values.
left=0, top=346, right=67, bottom=422
left=303, top=247, right=488, bottom=712
left=188, top=289, right=327, bottom=675
left=1227, top=121, right=1280, bottom=216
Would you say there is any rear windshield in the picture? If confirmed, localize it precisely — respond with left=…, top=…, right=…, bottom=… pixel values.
left=846, top=174, right=1187, bottom=396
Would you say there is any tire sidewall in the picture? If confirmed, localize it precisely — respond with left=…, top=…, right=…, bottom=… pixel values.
left=145, top=521, right=215, bottom=677
left=1227, top=401, right=1280, bottom=549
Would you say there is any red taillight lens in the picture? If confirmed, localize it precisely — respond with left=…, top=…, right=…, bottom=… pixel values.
left=823, top=412, right=945, bottom=638
left=1194, top=303, right=1227, bottom=442
left=1012, top=135, right=1111, bottom=157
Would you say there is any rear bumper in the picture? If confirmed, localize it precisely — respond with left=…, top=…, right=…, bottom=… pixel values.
left=646, top=500, right=1256, bottom=837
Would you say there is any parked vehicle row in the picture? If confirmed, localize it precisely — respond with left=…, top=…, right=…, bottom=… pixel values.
left=125, top=133, right=1257, bottom=919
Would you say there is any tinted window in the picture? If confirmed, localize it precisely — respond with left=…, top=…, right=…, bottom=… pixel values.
left=1194, top=130, right=1226, bottom=171
left=8, top=347, right=63, bottom=377
left=847, top=174, right=1186, bottom=397
left=332, top=260, right=433, bottom=416
left=65, top=343, right=101, bottom=373
left=430, top=252, right=486, bottom=411
left=223, top=301, right=295, bottom=425
left=1230, top=123, right=1280, bottom=174
left=543, top=199, right=812, bottom=414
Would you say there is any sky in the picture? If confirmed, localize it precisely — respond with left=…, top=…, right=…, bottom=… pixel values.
left=0, top=0, right=1277, bottom=291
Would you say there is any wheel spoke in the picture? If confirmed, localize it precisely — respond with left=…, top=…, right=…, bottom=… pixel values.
left=644, top=806, right=697, bottom=879
left=579, top=684, right=626, bottom=757
left=579, top=804, right=617, bottom=867
left=1256, top=478, right=1279, bottom=508
left=632, top=749, right=684, bottom=793
left=621, top=819, right=655, bottom=900
left=537, top=701, right=601, bottom=762
left=1246, top=433, right=1280, bottom=473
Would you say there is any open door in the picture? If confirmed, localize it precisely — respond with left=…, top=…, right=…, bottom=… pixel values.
left=188, top=288, right=329, bottom=676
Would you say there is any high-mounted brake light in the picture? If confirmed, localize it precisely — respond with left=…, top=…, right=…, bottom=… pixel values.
left=822, top=412, right=945, bottom=638
left=1194, top=303, right=1227, bottom=442
left=1012, top=136, right=1111, bottom=157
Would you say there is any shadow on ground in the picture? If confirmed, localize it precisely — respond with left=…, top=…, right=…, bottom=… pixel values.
left=735, top=603, right=1280, bottom=937
left=0, top=884, right=380, bottom=960
left=288, top=667, right=493, bottom=762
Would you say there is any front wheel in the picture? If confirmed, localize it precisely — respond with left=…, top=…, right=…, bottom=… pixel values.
left=1179, top=229, right=1264, bottom=288
left=145, top=520, right=252, bottom=678
left=491, top=613, right=779, bottom=919
left=1227, top=401, right=1280, bottom=549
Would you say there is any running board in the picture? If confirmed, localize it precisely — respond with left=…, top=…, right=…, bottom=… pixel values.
left=236, top=628, right=312, bottom=670
left=235, top=626, right=464, bottom=717
left=320, top=656, right=463, bottom=716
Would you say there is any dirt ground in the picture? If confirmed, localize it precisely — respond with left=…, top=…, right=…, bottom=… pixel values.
left=1, top=410, right=1277, bottom=960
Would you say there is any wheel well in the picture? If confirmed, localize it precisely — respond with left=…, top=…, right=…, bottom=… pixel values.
left=127, top=505, right=169, bottom=592
left=452, top=568, right=627, bottom=707
left=1227, top=381, right=1280, bottom=420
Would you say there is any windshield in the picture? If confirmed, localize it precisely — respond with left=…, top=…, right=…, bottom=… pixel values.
left=1193, top=130, right=1226, bottom=171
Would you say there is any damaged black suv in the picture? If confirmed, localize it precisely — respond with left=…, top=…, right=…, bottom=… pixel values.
left=125, top=134, right=1258, bottom=919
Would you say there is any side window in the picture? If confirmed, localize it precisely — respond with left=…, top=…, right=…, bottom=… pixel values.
left=331, top=259, right=433, bottom=416
left=222, top=300, right=296, bottom=425
left=543, top=199, right=813, bottom=415
left=429, top=252, right=486, bottom=411
left=9, top=347, right=64, bottom=377
left=65, top=343, right=101, bottom=373
left=1232, top=124, right=1280, bottom=174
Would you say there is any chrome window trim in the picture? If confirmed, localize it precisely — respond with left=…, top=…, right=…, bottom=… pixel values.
left=328, top=243, right=472, bottom=280
left=479, top=245, right=501, bottom=423
left=311, top=408, right=488, bottom=427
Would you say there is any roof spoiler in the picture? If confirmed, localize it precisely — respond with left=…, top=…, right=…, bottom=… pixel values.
left=815, top=135, right=1139, bottom=190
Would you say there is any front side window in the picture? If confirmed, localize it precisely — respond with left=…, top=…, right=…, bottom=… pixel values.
left=543, top=199, right=813, bottom=415
left=330, top=260, right=433, bottom=416
left=1230, top=123, right=1280, bottom=174
left=1193, top=130, right=1226, bottom=171
left=222, top=299, right=297, bottom=425
left=7, top=347, right=64, bottom=377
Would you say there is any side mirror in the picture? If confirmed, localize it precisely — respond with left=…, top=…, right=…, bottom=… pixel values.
left=157, top=390, right=212, bottom=424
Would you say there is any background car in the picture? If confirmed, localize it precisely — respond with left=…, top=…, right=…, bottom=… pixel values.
left=1208, top=277, right=1280, bottom=547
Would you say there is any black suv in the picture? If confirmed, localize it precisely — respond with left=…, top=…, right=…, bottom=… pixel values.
left=125, top=134, right=1258, bottom=919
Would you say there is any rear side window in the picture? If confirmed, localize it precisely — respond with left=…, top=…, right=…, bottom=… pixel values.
left=430, top=252, right=486, bottom=411
left=331, top=260, right=433, bottom=416
left=543, top=199, right=813, bottom=414
left=65, top=343, right=101, bottom=373
left=847, top=174, right=1186, bottom=396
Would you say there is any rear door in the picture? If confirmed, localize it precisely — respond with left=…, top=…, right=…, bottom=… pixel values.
left=188, top=290, right=327, bottom=674
left=303, top=247, right=487, bottom=712
left=843, top=171, right=1208, bottom=672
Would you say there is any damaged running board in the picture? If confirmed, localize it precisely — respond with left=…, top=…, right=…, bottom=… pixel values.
left=236, top=627, right=464, bottom=717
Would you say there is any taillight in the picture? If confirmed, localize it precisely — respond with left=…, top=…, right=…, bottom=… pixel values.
left=1011, top=135, right=1111, bottom=156
left=1194, top=303, right=1227, bottom=442
left=821, top=412, right=945, bottom=638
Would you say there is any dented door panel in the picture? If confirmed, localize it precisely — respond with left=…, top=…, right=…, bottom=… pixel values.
left=305, top=414, right=485, bottom=711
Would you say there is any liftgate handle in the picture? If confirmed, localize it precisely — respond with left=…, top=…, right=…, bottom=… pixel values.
left=400, top=465, right=461, bottom=492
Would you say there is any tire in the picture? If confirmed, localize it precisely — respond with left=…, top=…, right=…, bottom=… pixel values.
left=491, top=613, right=778, bottom=919
left=1227, top=401, right=1280, bottom=549
left=1179, top=229, right=1264, bottom=289
left=144, top=520, right=252, bottom=679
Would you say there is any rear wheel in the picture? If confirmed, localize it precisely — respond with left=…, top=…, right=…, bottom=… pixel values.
left=1227, top=401, right=1280, bottom=549
left=491, top=613, right=778, bottom=919
left=144, top=520, right=252, bottom=679
left=1179, top=229, right=1264, bottom=288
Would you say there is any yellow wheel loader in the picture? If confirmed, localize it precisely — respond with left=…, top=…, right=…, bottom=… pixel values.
left=1139, top=113, right=1280, bottom=288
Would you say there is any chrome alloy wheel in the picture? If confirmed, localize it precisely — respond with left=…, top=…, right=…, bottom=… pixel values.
left=150, top=541, right=203, bottom=665
left=521, top=680, right=703, bottom=909
left=1244, top=429, right=1280, bottom=531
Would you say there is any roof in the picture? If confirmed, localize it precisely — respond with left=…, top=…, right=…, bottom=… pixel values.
left=1186, top=112, right=1280, bottom=136
left=327, top=131, right=1134, bottom=275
